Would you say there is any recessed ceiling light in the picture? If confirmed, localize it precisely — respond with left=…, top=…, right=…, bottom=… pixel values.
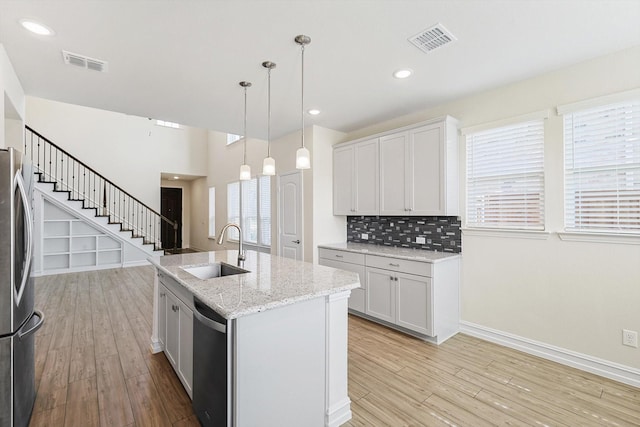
left=19, top=19, right=54, bottom=36
left=393, top=69, right=413, bottom=79
left=173, top=176, right=179, bottom=180
left=307, top=109, right=321, bottom=116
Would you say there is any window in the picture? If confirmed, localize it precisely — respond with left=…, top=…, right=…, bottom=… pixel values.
left=466, top=120, right=545, bottom=230
left=562, top=99, right=640, bottom=234
left=156, top=119, right=180, bottom=129
left=226, top=176, right=271, bottom=246
left=208, top=187, right=216, bottom=238
left=227, top=133, right=242, bottom=145
left=227, top=182, right=240, bottom=240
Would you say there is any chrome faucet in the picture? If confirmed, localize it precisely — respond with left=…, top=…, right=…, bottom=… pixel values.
left=217, top=223, right=245, bottom=266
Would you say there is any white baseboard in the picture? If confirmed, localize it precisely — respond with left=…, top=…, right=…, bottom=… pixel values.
left=123, top=259, right=152, bottom=268
left=150, top=339, right=163, bottom=354
left=325, top=398, right=352, bottom=427
left=460, top=321, right=640, bottom=388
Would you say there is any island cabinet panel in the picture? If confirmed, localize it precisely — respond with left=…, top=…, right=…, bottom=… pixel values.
left=318, top=248, right=366, bottom=313
left=333, top=138, right=379, bottom=215
left=234, top=297, right=326, bottom=427
left=157, top=273, right=194, bottom=399
left=164, top=289, right=180, bottom=367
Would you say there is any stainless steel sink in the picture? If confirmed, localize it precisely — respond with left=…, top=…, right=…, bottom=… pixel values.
left=182, top=262, right=248, bottom=280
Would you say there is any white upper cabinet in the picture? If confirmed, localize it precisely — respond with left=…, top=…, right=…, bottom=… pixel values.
left=334, top=116, right=459, bottom=217
left=379, top=132, right=409, bottom=215
left=333, top=138, right=379, bottom=215
left=380, top=119, right=458, bottom=216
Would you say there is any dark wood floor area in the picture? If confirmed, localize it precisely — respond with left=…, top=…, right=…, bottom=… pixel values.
left=30, top=267, right=640, bottom=426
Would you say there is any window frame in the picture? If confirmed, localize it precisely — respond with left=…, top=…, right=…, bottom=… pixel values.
left=225, top=175, right=271, bottom=248
left=464, top=115, right=546, bottom=232
left=560, top=95, right=640, bottom=236
left=208, top=187, right=216, bottom=239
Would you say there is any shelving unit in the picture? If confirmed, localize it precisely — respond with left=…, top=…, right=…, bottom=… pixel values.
left=41, top=200, right=123, bottom=272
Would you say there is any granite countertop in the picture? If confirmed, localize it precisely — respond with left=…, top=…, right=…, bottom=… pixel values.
left=318, top=242, right=461, bottom=263
left=149, top=250, right=359, bottom=320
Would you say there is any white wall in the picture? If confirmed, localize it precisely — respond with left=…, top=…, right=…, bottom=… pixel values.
left=1, top=44, right=25, bottom=149
left=343, top=46, right=640, bottom=371
left=26, top=97, right=208, bottom=210
left=311, top=126, right=346, bottom=263
left=189, top=177, right=210, bottom=252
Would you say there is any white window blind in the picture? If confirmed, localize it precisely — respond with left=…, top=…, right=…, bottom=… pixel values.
left=226, top=177, right=271, bottom=246
left=208, top=187, right=216, bottom=238
left=563, top=99, right=640, bottom=233
left=226, top=182, right=240, bottom=240
left=259, top=176, right=271, bottom=246
left=242, top=179, right=258, bottom=244
left=466, top=120, right=545, bottom=230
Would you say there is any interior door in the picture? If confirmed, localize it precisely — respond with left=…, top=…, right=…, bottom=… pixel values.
left=278, top=171, right=302, bottom=261
left=161, top=187, right=182, bottom=250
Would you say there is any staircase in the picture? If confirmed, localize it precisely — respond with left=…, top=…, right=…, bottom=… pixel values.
left=24, top=126, right=175, bottom=272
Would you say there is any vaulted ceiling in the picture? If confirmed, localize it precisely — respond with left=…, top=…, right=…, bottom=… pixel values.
left=1, top=0, right=639, bottom=139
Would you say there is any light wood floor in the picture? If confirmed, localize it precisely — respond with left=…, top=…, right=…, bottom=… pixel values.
left=29, top=267, right=640, bottom=427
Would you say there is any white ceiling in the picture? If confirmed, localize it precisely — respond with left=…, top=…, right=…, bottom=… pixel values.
left=1, top=0, right=639, bottom=140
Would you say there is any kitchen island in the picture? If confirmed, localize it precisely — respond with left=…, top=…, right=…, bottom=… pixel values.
left=149, top=250, right=359, bottom=427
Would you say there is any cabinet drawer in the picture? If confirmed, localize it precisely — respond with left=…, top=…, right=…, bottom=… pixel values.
left=318, top=248, right=365, bottom=265
left=365, top=254, right=432, bottom=277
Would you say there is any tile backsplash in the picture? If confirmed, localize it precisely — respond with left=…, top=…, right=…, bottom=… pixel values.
left=347, top=216, right=462, bottom=253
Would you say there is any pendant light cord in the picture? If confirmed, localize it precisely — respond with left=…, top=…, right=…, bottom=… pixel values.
left=301, top=43, right=305, bottom=149
left=267, top=67, right=271, bottom=157
left=243, top=85, right=247, bottom=165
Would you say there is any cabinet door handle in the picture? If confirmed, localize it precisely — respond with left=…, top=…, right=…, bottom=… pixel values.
left=292, top=239, right=301, bottom=244
left=395, top=277, right=398, bottom=281
left=160, top=292, right=165, bottom=297
left=389, top=263, right=400, bottom=267
left=390, top=276, right=394, bottom=281
left=335, top=255, right=343, bottom=258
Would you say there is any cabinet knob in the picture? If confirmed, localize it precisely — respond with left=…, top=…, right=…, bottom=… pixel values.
left=389, top=263, right=400, bottom=267
left=160, top=292, right=165, bottom=297
left=390, top=276, right=394, bottom=281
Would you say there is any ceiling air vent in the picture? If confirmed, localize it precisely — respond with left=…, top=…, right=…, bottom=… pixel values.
left=408, top=23, right=456, bottom=53
left=62, top=50, right=108, bottom=72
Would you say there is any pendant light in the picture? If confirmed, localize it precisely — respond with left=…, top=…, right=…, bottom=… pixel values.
left=295, top=35, right=311, bottom=170
left=262, top=61, right=276, bottom=176
left=239, top=81, right=252, bottom=181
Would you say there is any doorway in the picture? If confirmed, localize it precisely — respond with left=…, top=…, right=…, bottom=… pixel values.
left=278, top=171, right=302, bottom=261
left=161, top=187, right=182, bottom=250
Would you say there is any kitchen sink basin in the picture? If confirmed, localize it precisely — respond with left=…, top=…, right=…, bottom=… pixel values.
left=182, top=262, right=248, bottom=280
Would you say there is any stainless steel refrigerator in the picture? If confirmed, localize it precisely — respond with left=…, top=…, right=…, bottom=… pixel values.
left=0, top=148, right=44, bottom=427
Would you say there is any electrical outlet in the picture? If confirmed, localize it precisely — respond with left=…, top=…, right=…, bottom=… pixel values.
left=622, top=329, right=638, bottom=348
left=416, top=236, right=426, bottom=244
left=361, top=233, right=368, bottom=240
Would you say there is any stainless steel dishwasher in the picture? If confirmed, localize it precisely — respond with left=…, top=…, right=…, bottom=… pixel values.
left=192, top=297, right=230, bottom=427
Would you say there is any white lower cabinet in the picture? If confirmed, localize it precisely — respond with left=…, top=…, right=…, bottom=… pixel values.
left=366, top=268, right=432, bottom=336
left=395, top=272, right=432, bottom=336
left=319, top=246, right=459, bottom=343
left=158, top=277, right=194, bottom=398
left=365, top=268, right=395, bottom=323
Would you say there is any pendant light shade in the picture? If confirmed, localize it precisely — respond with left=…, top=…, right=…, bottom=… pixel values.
left=295, top=35, right=311, bottom=170
left=295, top=146, right=311, bottom=169
left=262, top=61, right=277, bottom=176
left=239, top=81, right=252, bottom=181
left=262, top=156, right=276, bottom=175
